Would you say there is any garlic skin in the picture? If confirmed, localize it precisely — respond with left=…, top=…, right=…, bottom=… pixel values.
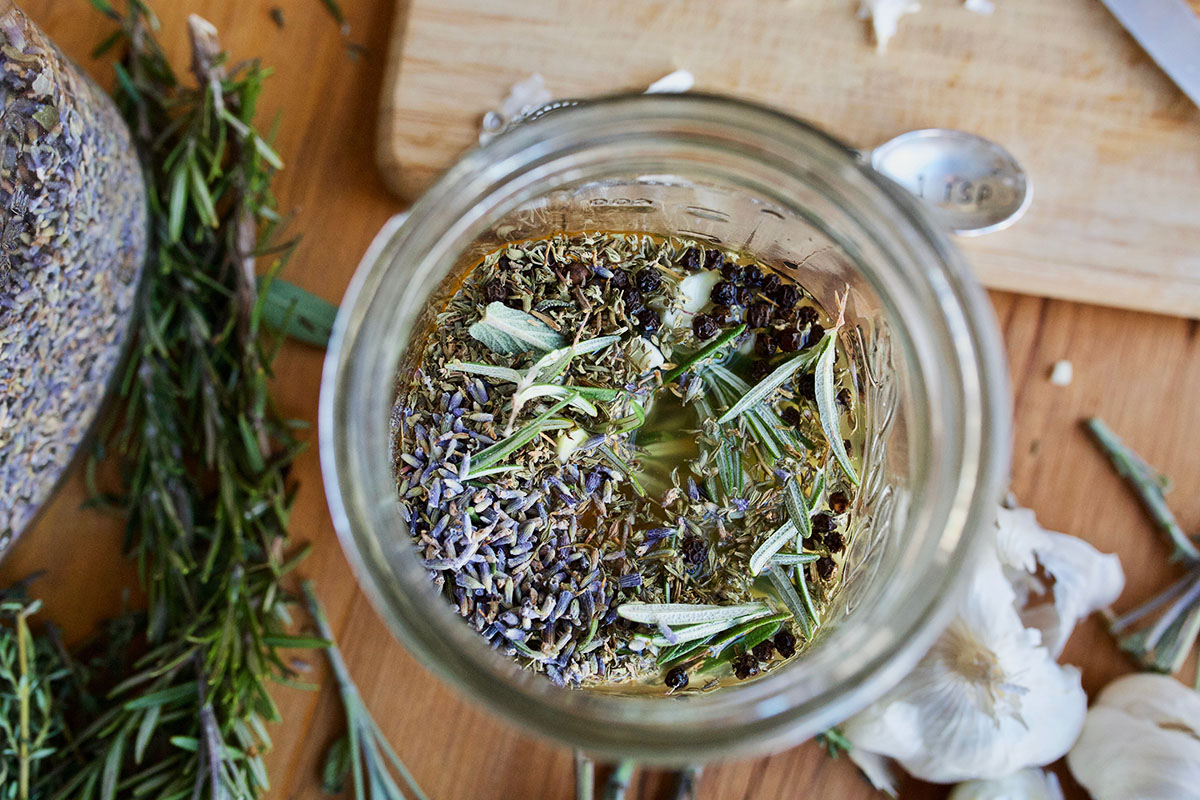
left=949, top=769, right=1064, bottom=800
left=842, top=504, right=1124, bottom=789
left=857, top=0, right=921, bottom=51
left=1067, top=673, right=1200, bottom=800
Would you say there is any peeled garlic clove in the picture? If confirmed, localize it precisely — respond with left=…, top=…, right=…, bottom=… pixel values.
left=1067, top=674, right=1200, bottom=800
left=994, top=505, right=1124, bottom=657
left=949, top=769, right=1064, bottom=800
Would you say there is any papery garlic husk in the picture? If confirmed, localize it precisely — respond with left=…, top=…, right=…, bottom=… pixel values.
left=842, top=550, right=1088, bottom=785
left=995, top=505, right=1124, bottom=657
left=949, top=768, right=1064, bottom=800
left=1067, top=673, right=1200, bottom=800
left=857, top=0, right=921, bottom=51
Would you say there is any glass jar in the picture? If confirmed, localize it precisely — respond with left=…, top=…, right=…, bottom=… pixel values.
left=320, top=94, right=1010, bottom=763
left=0, top=1, right=147, bottom=545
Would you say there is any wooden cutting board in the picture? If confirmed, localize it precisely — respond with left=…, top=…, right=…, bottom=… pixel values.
left=377, top=0, right=1200, bottom=319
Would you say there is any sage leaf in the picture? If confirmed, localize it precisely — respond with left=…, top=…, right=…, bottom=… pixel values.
left=617, top=601, right=768, bottom=626
left=815, top=329, right=860, bottom=485
left=717, top=343, right=825, bottom=424
left=749, top=519, right=798, bottom=575
left=468, top=302, right=565, bottom=355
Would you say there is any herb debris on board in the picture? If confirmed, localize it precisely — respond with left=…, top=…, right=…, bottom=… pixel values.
left=391, top=233, right=863, bottom=690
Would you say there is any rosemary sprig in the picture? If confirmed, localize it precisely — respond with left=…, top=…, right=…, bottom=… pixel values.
left=1087, top=418, right=1200, bottom=686
left=662, top=323, right=746, bottom=383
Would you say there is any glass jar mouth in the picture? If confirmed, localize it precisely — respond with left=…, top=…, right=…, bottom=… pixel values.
left=320, top=93, right=1011, bottom=763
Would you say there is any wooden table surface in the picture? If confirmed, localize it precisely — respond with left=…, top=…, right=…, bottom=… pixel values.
left=4, top=1, right=1198, bottom=798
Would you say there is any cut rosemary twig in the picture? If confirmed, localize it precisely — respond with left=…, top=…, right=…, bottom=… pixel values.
left=1087, top=417, right=1200, bottom=686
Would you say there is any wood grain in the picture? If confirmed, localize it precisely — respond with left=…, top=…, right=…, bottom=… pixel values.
left=379, top=0, right=1200, bottom=319
left=2, top=2, right=1198, bottom=800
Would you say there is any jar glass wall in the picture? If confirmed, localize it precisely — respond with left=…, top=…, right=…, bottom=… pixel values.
left=320, top=94, right=1010, bottom=763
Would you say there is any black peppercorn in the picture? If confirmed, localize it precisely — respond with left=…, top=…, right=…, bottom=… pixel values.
left=781, top=406, right=802, bottom=427
left=622, top=288, right=644, bottom=312
left=568, top=263, right=590, bottom=286
left=796, top=306, right=819, bottom=327
left=496, top=254, right=512, bottom=271
left=811, top=512, right=835, bottom=533
left=636, top=267, right=662, bottom=294
left=610, top=269, right=630, bottom=289
left=775, top=328, right=804, bottom=352
left=837, top=387, right=853, bottom=410
left=706, top=250, right=725, bottom=273
left=796, top=373, right=816, bottom=401
left=680, top=247, right=704, bottom=273
left=692, top=314, right=719, bottom=341
left=665, top=666, right=689, bottom=690
left=721, top=261, right=740, bottom=280
left=636, top=307, right=661, bottom=336
left=815, top=556, right=836, bottom=580
left=710, top=280, right=737, bottom=307
left=773, top=629, right=797, bottom=658
left=742, top=265, right=764, bottom=287
left=482, top=279, right=507, bottom=303
left=680, top=534, right=708, bottom=566
left=752, top=640, right=775, bottom=662
left=774, top=284, right=800, bottom=309
left=824, top=530, right=846, bottom=554
left=710, top=304, right=734, bottom=325
left=829, top=491, right=850, bottom=515
left=732, top=652, right=760, bottom=680
left=750, top=359, right=772, bottom=382
left=746, top=301, right=771, bottom=329
left=803, top=323, right=825, bottom=350
left=736, top=286, right=754, bottom=306
left=754, top=332, right=777, bottom=357
left=761, top=273, right=781, bottom=295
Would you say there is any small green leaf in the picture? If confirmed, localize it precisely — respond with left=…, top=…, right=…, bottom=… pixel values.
left=258, top=277, right=338, bottom=347
left=749, top=520, right=798, bottom=576
left=815, top=331, right=859, bottom=485
left=320, top=734, right=351, bottom=794
left=663, top=324, right=746, bottom=383
left=123, top=683, right=197, bottom=711
left=167, top=165, right=187, bottom=243
left=771, top=553, right=820, bottom=565
left=767, top=567, right=814, bottom=638
left=445, top=361, right=523, bottom=384
left=617, top=602, right=768, bottom=626
left=717, top=340, right=825, bottom=424
left=529, top=334, right=621, bottom=382
left=466, top=395, right=574, bottom=476
left=468, top=302, right=565, bottom=355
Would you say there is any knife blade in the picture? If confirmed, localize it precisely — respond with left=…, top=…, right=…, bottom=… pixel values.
left=1099, top=0, right=1200, bottom=109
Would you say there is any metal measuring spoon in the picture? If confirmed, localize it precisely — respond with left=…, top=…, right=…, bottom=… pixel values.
left=864, top=129, right=1031, bottom=236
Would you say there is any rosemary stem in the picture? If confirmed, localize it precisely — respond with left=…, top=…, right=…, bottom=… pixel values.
left=1085, top=418, right=1200, bottom=563
left=574, top=751, right=596, bottom=800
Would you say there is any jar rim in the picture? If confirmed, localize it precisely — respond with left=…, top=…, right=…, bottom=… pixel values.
left=320, top=93, right=1011, bottom=762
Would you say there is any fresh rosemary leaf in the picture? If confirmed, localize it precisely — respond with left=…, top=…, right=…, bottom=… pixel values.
left=749, top=520, right=798, bottom=576
left=783, top=477, right=812, bottom=537
left=513, top=384, right=600, bottom=416
left=663, top=323, right=746, bottom=383
left=467, top=395, right=575, bottom=476
left=815, top=331, right=859, bottom=485
left=258, top=276, right=338, bottom=347
left=698, top=619, right=786, bottom=672
left=649, top=611, right=773, bottom=647
left=771, top=553, right=820, bottom=565
left=529, top=334, right=621, bottom=382
left=616, top=602, right=768, bottom=626
left=320, top=734, right=351, bottom=794
left=795, top=564, right=822, bottom=628
left=767, top=567, right=814, bottom=638
left=716, top=437, right=745, bottom=499
left=468, top=301, right=565, bottom=355
left=717, top=345, right=823, bottom=424
left=446, top=361, right=524, bottom=383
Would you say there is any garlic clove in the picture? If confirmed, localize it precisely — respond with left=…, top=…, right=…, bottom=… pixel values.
left=995, top=505, right=1124, bottom=657
left=948, top=769, right=1065, bottom=800
left=1088, top=672, right=1200, bottom=734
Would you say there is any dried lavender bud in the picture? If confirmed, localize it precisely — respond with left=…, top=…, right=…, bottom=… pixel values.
left=824, top=530, right=845, bottom=554
left=680, top=534, right=708, bottom=566
left=803, top=323, right=825, bottom=350
left=752, top=640, right=775, bottom=662
left=761, top=273, right=781, bottom=295
left=567, top=263, right=590, bottom=286
left=710, top=280, right=737, bottom=307
left=815, top=556, right=836, bottom=580
left=693, top=314, right=719, bottom=341
left=773, top=283, right=800, bottom=309
left=829, top=491, right=850, bottom=515
left=483, top=279, right=507, bottom=303
left=775, top=328, right=804, bottom=352
left=773, top=630, right=797, bottom=658
left=610, top=269, right=630, bottom=289
left=635, top=267, right=662, bottom=294
left=750, top=359, right=772, bottom=382
left=811, top=513, right=835, bottom=533
left=754, top=331, right=777, bottom=357
left=796, top=306, right=819, bottom=327
left=636, top=307, right=661, bottom=336
left=732, top=652, right=760, bottom=680
left=837, top=387, right=853, bottom=410
left=665, top=666, right=689, bottom=690
left=781, top=406, right=802, bottom=427
left=746, top=301, right=771, bottom=329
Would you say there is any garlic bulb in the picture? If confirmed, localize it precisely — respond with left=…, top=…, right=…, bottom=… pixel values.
left=841, top=504, right=1124, bottom=790
left=949, top=769, right=1064, bottom=800
left=1067, top=673, right=1200, bottom=800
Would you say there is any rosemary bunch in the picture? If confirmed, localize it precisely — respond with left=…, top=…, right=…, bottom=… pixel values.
left=21, top=3, right=318, bottom=797
left=1087, top=418, right=1200, bottom=687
